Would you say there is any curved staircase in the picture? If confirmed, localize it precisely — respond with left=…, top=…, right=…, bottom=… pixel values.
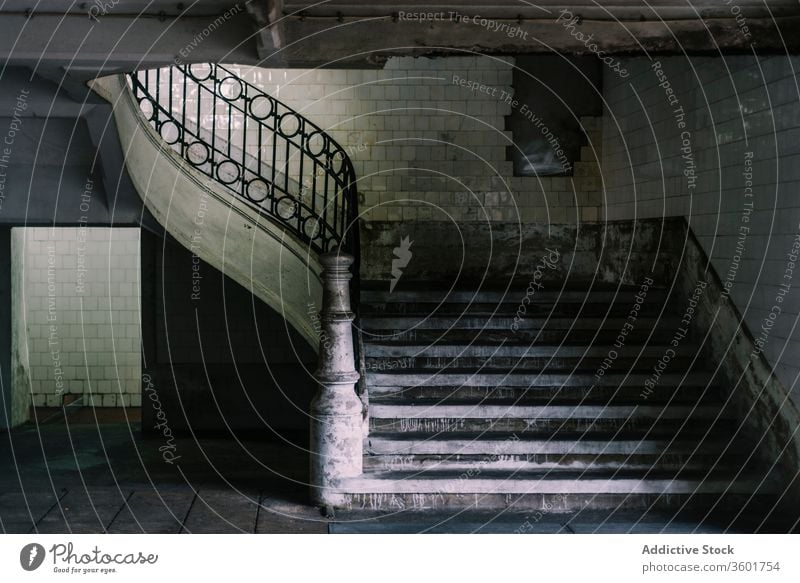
left=91, top=63, right=359, bottom=350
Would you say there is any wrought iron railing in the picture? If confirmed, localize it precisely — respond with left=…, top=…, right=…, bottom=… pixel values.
left=127, top=63, right=359, bottom=255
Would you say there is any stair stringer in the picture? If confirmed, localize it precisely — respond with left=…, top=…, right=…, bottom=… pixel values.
left=92, top=74, right=323, bottom=351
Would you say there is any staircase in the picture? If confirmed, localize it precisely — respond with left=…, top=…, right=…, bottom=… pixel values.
left=339, top=282, right=776, bottom=512
left=91, top=63, right=359, bottom=350
left=92, top=63, right=780, bottom=517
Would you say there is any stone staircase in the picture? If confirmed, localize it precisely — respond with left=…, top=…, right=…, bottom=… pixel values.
left=337, top=282, right=776, bottom=511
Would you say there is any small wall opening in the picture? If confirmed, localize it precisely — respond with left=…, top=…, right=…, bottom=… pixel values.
left=508, top=56, right=603, bottom=176
left=10, top=227, right=141, bottom=423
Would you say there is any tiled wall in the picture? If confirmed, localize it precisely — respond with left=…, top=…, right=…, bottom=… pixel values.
left=236, top=57, right=602, bottom=224
left=150, top=57, right=602, bottom=224
left=13, top=227, right=141, bottom=407
left=602, top=55, right=800, bottom=398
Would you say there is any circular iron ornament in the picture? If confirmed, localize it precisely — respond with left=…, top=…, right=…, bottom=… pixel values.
left=327, top=148, right=347, bottom=175
left=186, top=142, right=209, bottom=165
left=249, top=95, right=273, bottom=120
left=125, top=68, right=356, bottom=255
left=187, top=63, right=213, bottom=82
left=216, top=160, right=241, bottom=185
left=306, top=131, right=327, bottom=157
left=276, top=197, right=299, bottom=220
left=159, top=120, right=181, bottom=145
left=246, top=178, right=270, bottom=203
left=138, top=98, right=155, bottom=121
left=278, top=113, right=301, bottom=138
left=303, top=216, right=323, bottom=240
left=218, top=76, right=244, bottom=101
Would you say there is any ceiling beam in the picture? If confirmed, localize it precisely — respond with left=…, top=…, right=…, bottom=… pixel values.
left=263, top=15, right=800, bottom=68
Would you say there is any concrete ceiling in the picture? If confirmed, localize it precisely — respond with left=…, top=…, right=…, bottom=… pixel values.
left=284, top=0, right=798, bottom=19
left=1, top=1, right=798, bottom=99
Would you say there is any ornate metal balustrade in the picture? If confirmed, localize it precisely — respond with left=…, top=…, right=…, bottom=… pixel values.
left=128, top=63, right=359, bottom=255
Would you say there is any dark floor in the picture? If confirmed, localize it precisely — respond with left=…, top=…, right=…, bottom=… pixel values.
left=0, top=417, right=795, bottom=534
left=0, top=415, right=331, bottom=533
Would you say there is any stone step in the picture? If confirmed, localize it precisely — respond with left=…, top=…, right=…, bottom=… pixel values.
left=361, top=315, right=683, bottom=331
left=362, top=452, right=749, bottom=473
left=369, top=384, right=718, bottom=404
left=361, top=288, right=671, bottom=305
left=336, top=490, right=770, bottom=512
left=365, top=355, right=699, bottom=374
left=366, top=432, right=736, bottom=456
left=335, top=470, right=777, bottom=511
left=368, top=403, right=733, bottom=435
left=343, top=469, right=771, bottom=494
left=370, top=403, right=728, bottom=420
left=362, top=327, right=679, bottom=344
left=364, top=343, right=698, bottom=359
left=361, top=302, right=669, bottom=318
left=363, top=343, right=702, bottom=374
left=369, top=416, right=734, bottom=436
left=367, top=371, right=713, bottom=389
left=368, top=385, right=719, bottom=406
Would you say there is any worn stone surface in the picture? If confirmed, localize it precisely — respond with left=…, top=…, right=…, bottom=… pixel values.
left=310, top=253, right=364, bottom=506
left=359, top=218, right=684, bottom=285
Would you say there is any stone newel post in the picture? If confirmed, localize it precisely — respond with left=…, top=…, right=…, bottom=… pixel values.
left=310, top=252, right=363, bottom=507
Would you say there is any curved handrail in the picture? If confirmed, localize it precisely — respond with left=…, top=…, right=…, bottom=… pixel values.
left=127, top=63, right=359, bottom=256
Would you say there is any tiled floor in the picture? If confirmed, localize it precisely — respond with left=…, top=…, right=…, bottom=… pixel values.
left=0, top=420, right=330, bottom=534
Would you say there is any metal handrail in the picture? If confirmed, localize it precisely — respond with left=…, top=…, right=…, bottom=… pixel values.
left=127, top=63, right=359, bottom=256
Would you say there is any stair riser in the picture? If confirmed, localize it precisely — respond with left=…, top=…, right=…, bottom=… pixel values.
left=362, top=317, right=682, bottom=331
left=365, top=344, right=697, bottom=359
left=365, top=356, right=699, bottom=373
left=369, top=385, right=717, bottom=403
left=364, top=330, right=680, bottom=344
left=334, top=493, right=761, bottom=513
left=369, top=418, right=734, bottom=435
left=366, top=439, right=732, bottom=456
left=367, top=372, right=712, bottom=389
left=363, top=453, right=746, bottom=473
left=362, top=303, right=669, bottom=317
left=361, top=290, right=670, bottom=305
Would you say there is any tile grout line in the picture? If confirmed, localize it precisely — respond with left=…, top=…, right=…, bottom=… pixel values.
left=30, top=487, right=70, bottom=534
left=253, top=491, right=263, bottom=534
left=178, top=491, right=199, bottom=534
left=104, top=489, right=136, bottom=533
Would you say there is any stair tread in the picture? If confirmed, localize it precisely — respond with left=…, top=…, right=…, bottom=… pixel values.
left=364, top=343, right=698, bottom=353
left=362, top=316, right=680, bottom=325
left=341, top=470, right=775, bottom=494
left=366, top=432, right=743, bottom=456
left=361, top=308, right=672, bottom=315
left=357, top=468, right=760, bottom=480
left=362, top=280, right=657, bottom=290
left=370, top=397, right=721, bottom=407
left=369, top=403, right=731, bottom=419
left=360, top=287, right=669, bottom=304
left=367, top=371, right=714, bottom=388
left=368, top=369, right=710, bottom=376
left=368, top=431, right=738, bottom=441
